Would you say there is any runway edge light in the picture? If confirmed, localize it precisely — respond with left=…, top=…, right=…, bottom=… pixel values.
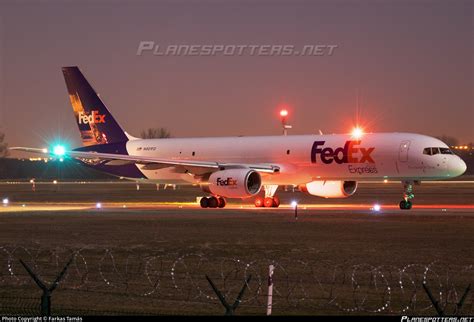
left=372, top=204, right=381, bottom=212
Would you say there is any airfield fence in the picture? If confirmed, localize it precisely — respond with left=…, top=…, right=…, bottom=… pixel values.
left=0, top=245, right=472, bottom=315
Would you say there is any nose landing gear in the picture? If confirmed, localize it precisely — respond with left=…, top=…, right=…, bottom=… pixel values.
left=399, top=181, right=414, bottom=210
left=200, top=196, right=226, bottom=208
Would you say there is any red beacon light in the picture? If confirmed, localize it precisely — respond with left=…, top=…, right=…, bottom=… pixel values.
left=351, top=127, right=364, bottom=139
left=279, top=109, right=292, bottom=135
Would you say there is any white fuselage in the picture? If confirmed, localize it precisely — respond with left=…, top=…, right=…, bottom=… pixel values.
left=124, top=132, right=466, bottom=185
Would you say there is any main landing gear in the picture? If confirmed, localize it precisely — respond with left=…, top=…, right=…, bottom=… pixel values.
left=255, top=185, right=280, bottom=208
left=200, top=196, right=226, bottom=208
left=399, top=181, right=415, bottom=210
left=255, top=196, right=280, bottom=208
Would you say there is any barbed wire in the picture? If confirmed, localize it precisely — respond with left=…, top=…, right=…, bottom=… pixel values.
left=0, top=245, right=471, bottom=315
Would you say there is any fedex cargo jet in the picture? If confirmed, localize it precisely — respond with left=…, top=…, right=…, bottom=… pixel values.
left=11, top=67, right=467, bottom=210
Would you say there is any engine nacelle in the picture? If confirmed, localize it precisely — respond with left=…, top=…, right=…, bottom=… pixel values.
left=299, top=180, right=357, bottom=198
left=202, top=169, right=262, bottom=198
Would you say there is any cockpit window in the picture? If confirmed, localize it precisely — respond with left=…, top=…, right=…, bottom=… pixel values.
left=440, top=148, right=453, bottom=154
left=423, top=147, right=453, bottom=156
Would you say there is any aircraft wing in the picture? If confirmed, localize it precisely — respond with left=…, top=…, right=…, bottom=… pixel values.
left=9, top=147, right=280, bottom=174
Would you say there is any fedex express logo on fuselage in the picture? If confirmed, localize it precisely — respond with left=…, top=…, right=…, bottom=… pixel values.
left=311, top=140, right=375, bottom=164
left=78, top=110, right=106, bottom=125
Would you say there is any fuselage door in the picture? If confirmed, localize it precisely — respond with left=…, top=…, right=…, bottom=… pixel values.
left=399, top=140, right=411, bottom=162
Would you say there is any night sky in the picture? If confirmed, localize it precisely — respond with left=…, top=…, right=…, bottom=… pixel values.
left=0, top=0, right=472, bottom=151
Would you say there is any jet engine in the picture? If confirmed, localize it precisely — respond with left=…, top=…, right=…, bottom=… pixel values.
left=299, top=180, right=357, bottom=198
left=202, top=169, right=262, bottom=198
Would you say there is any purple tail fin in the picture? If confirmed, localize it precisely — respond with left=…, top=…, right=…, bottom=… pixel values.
left=62, top=66, right=128, bottom=146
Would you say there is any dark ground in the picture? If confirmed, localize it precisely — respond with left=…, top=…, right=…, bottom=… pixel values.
left=0, top=182, right=472, bottom=315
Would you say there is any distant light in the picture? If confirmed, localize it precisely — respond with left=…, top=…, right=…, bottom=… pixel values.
left=351, top=127, right=364, bottom=139
left=53, top=180, right=58, bottom=184
left=291, top=201, right=298, bottom=208
left=59, top=158, right=64, bottom=162
left=280, top=109, right=288, bottom=117
left=383, top=179, right=388, bottom=183
left=41, top=148, right=48, bottom=153
left=122, top=205, right=127, bottom=208
left=22, top=204, right=26, bottom=208
left=373, top=204, right=381, bottom=211
left=53, top=145, right=66, bottom=157
left=2, top=198, right=9, bottom=206
left=96, top=202, right=102, bottom=209
left=29, top=179, right=35, bottom=183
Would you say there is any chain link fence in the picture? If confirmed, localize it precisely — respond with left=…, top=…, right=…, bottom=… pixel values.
left=0, top=245, right=472, bottom=315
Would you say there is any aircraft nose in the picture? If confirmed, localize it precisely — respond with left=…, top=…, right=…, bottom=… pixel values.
left=449, top=156, right=467, bottom=177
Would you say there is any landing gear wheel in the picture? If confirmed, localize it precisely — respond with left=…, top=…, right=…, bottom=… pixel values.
left=399, top=200, right=413, bottom=210
left=264, top=197, right=275, bottom=208
left=272, top=196, right=280, bottom=208
left=399, top=200, right=406, bottom=210
left=259, top=185, right=279, bottom=208
left=200, top=197, right=209, bottom=208
left=208, top=196, right=218, bottom=208
left=257, top=196, right=280, bottom=208
left=255, top=197, right=264, bottom=207
left=217, top=197, right=226, bottom=208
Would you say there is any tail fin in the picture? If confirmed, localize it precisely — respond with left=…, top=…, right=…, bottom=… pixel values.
left=62, top=66, right=128, bottom=146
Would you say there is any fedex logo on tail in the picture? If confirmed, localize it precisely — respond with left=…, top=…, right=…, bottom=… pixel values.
left=311, top=141, right=375, bottom=164
left=78, top=110, right=106, bottom=125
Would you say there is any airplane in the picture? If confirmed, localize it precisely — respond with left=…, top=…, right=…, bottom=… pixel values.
left=11, top=66, right=467, bottom=210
